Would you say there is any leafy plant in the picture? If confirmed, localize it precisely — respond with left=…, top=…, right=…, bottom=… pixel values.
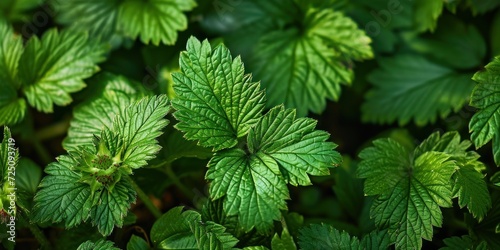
left=1, top=0, right=499, bottom=249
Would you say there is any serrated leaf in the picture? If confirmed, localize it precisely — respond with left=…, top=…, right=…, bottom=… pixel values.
left=77, top=239, right=120, bottom=250
left=118, top=0, right=196, bottom=45
left=358, top=138, right=457, bottom=249
left=151, top=206, right=238, bottom=250
left=413, top=0, right=444, bottom=32
left=19, top=28, right=107, bottom=112
left=247, top=5, right=372, bottom=116
left=207, top=106, right=340, bottom=233
left=363, top=54, right=475, bottom=126
left=469, top=57, right=500, bottom=166
left=112, top=95, right=170, bottom=169
left=298, top=224, right=360, bottom=250
left=441, top=235, right=487, bottom=250
left=271, top=228, right=296, bottom=250
left=63, top=73, right=144, bottom=152
left=172, top=37, right=265, bottom=151
left=32, top=155, right=94, bottom=228
left=90, top=178, right=136, bottom=236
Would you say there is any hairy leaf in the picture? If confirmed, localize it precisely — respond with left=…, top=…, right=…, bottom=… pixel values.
left=363, top=54, right=475, bottom=126
left=172, top=37, right=265, bottom=151
left=469, top=57, right=500, bottom=165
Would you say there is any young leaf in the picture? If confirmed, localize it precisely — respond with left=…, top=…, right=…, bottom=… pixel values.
left=19, top=28, right=107, bottom=112
left=77, top=239, right=120, bottom=250
left=119, top=0, right=196, bottom=45
left=362, top=54, right=475, bottom=126
left=172, top=37, right=265, bottom=151
left=357, top=138, right=457, bottom=249
left=150, top=206, right=238, bottom=250
left=207, top=106, right=340, bottom=233
left=271, top=228, right=296, bottom=250
left=0, top=21, right=25, bottom=125
left=469, top=57, right=500, bottom=166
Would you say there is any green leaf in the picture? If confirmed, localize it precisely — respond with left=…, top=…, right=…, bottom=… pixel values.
left=63, top=73, right=144, bottom=152
left=160, top=125, right=213, bottom=164
left=207, top=106, right=340, bottom=233
left=51, top=0, right=121, bottom=40
left=271, top=228, right=296, bottom=250
left=77, top=239, right=120, bottom=250
left=15, top=158, right=42, bottom=212
left=118, top=0, right=196, bottom=45
left=151, top=206, right=238, bottom=250
left=404, top=17, right=486, bottom=70
left=248, top=6, right=372, bottom=115
left=172, top=37, right=266, bottom=151
left=0, top=0, right=42, bottom=22
left=298, top=224, right=360, bottom=249
left=357, top=138, right=457, bottom=249
left=0, top=21, right=25, bottom=125
left=469, top=57, right=500, bottom=166
left=127, top=235, right=150, bottom=250
left=112, top=95, right=170, bottom=169
left=90, top=178, right=136, bottom=236
left=413, top=0, right=444, bottom=32
left=363, top=54, right=475, bottom=126
left=19, top=28, right=107, bottom=112
left=441, top=235, right=487, bottom=250
left=32, top=155, right=94, bottom=228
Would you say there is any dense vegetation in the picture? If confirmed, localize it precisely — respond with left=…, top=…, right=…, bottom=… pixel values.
left=0, top=0, right=499, bottom=249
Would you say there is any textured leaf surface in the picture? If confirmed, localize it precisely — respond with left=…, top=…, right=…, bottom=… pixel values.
left=363, top=54, right=475, bottom=125
left=119, top=0, right=196, bottom=45
left=172, top=37, right=265, bottom=151
left=207, top=106, right=340, bottom=233
left=19, top=28, right=107, bottom=112
left=441, top=235, right=487, bottom=250
left=358, top=138, right=457, bottom=249
left=469, top=57, right=500, bottom=165
left=77, top=239, right=120, bottom=250
left=151, top=207, right=238, bottom=250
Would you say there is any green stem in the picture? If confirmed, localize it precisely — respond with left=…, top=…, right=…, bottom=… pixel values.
left=18, top=212, right=51, bottom=249
left=126, top=175, right=162, bottom=218
left=164, top=164, right=194, bottom=200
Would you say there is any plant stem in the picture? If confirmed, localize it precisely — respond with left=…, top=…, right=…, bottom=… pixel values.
left=164, top=164, right=194, bottom=200
left=126, top=175, right=162, bottom=218
left=35, top=119, right=70, bottom=141
left=18, top=212, right=51, bottom=249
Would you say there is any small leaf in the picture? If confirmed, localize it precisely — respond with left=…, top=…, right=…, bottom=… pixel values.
left=172, top=37, right=265, bottom=151
left=413, top=0, right=444, bottom=32
left=298, top=224, right=360, bottom=249
left=127, top=235, right=149, bottom=250
left=271, top=228, right=296, bottom=250
left=77, top=239, right=120, bottom=250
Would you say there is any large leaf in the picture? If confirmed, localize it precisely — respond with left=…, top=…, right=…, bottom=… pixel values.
left=207, top=106, right=340, bottom=233
left=357, top=138, right=457, bottom=249
left=469, top=57, right=500, bottom=165
left=363, top=54, right=475, bottom=126
left=19, top=28, right=107, bottom=112
left=172, top=37, right=265, bottom=151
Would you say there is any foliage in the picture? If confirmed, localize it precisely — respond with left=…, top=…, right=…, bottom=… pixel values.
left=0, top=0, right=499, bottom=249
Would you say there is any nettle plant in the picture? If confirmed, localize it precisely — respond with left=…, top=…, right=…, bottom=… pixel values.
left=0, top=0, right=500, bottom=249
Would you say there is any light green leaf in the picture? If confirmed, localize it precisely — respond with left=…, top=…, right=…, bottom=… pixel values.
left=363, top=54, right=475, bottom=126
left=469, top=57, right=500, bottom=166
left=151, top=206, right=238, bottom=250
left=298, top=224, right=361, bottom=250
left=207, top=106, right=340, bottom=233
left=77, top=239, right=120, bottom=250
left=90, top=178, right=136, bottom=236
left=112, top=95, right=170, bottom=169
left=413, top=0, right=444, bottom=32
left=19, top=28, right=107, bottom=112
left=172, top=37, right=265, bottom=151
left=32, top=155, right=94, bottom=228
left=358, top=138, right=457, bottom=249
left=118, top=0, right=196, bottom=45
left=271, top=228, right=296, bottom=250
left=63, top=73, right=144, bottom=152
left=249, top=6, right=372, bottom=116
